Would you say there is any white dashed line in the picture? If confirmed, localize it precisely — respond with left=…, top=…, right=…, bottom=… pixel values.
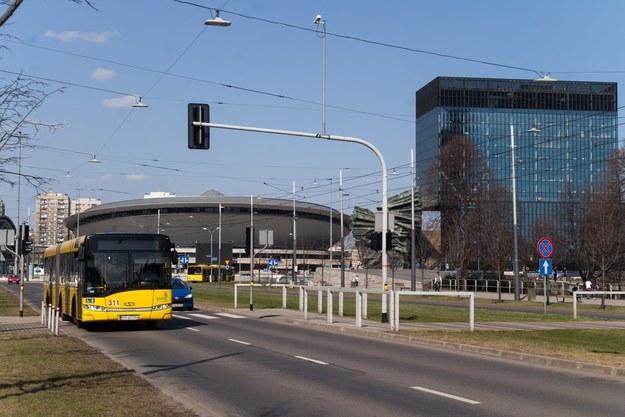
left=189, top=313, right=219, bottom=320
left=173, top=314, right=193, bottom=320
left=228, top=339, right=251, bottom=345
left=215, top=313, right=247, bottom=319
left=186, top=327, right=200, bottom=332
left=411, top=386, right=481, bottom=404
left=294, top=355, right=328, bottom=365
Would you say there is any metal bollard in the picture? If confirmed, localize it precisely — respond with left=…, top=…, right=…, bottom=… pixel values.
left=54, top=307, right=60, bottom=335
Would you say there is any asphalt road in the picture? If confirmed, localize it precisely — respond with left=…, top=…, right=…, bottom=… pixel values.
left=57, top=308, right=622, bottom=417
left=9, top=282, right=625, bottom=417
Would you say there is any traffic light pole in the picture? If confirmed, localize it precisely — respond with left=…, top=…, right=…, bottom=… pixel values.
left=191, top=119, right=390, bottom=323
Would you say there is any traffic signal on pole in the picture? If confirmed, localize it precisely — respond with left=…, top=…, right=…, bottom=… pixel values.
left=245, top=226, right=254, bottom=255
left=368, top=231, right=396, bottom=251
left=18, top=224, right=31, bottom=255
left=188, top=103, right=210, bottom=149
left=369, top=232, right=382, bottom=251
left=386, top=232, right=397, bottom=250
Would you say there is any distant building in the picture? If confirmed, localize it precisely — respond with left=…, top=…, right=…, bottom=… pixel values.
left=35, top=192, right=70, bottom=248
left=415, top=76, right=618, bottom=241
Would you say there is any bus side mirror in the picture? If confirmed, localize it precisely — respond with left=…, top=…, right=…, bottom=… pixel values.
left=77, top=246, right=85, bottom=261
left=171, top=247, right=179, bottom=265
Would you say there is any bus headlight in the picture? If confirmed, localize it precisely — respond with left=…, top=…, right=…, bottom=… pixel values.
left=152, top=303, right=172, bottom=311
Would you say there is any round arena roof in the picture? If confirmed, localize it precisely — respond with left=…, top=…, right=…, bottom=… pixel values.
left=64, top=195, right=347, bottom=250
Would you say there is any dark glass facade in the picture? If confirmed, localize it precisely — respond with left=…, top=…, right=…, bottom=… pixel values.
left=415, top=77, right=618, bottom=239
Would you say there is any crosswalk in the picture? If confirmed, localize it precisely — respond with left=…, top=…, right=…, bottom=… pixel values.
left=173, top=312, right=247, bottom=321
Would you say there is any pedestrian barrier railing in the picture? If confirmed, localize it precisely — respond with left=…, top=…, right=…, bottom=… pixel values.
left=234, top=283, right=475, bottom=332
left=572, top=291, right=625, bottom=319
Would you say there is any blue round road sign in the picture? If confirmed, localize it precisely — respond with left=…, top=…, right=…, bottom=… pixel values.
left=536, top=237, right=554, bottom=258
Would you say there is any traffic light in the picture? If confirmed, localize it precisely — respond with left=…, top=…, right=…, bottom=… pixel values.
left=368, top=231, right=396, bottom=251
left=22, top=239, right=34, bottom=255
left=187, top=103, right=210, bottom=149
left=369, top=232, right=382, bottom=251
left=18, top=224, right=31, bottom=255
left=386, top=232, right=397, bottom=250
left=244, top=226, right=254, bottom=255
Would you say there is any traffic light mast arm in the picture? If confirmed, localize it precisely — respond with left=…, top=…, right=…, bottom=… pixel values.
left=190, top=116, right=390, bottom=322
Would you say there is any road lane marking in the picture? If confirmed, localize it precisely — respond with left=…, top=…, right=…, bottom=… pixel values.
left=294, top=355, right=328, bottom=365
left=215, top=313, right=247, bottom=319
left=411, top=386, right=481, bottom=405
left=189, top=313, right=219, bottom=320
left=228, top=339, right=251, bottom=345
left=186, top=327, right=200, bottom=332
left=173, top=314, right=193, bottom=320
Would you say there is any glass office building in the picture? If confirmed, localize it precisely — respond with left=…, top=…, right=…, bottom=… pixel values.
left=415, top=77, right=618, bottom=240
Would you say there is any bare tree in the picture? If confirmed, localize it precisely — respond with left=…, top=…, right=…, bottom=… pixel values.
left=0, top=0, right=97, bottom=27
left=0, top=72, right=64, bottom=189
left=478, top=185, right=512, bottom=302
left=425, top=133, right=488, bottom=279
left=0, top=1, right=98, bottom=189
left=579, top=151, right=625, bottom=308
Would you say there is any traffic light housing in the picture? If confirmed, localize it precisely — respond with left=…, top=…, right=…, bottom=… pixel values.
left=369, top=232, right=382, bottom=251
left=368, top=231, right=396, bottom=251
left=18, top=224, right=32, bottom=255
left=245, top=226, right=254, bottom=255
left=188, top=103, right=210, bottom=149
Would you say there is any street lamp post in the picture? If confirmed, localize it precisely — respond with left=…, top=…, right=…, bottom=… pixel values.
left=339, top=170, right=346, bottom=287
left=292, top=181, right=297, bottom=284
left=218, top=204, right=222, bottom=284
left=510, top=124, right=520, bottom=301
left=203, top=226, right=220, bottom=280
left=314, top=14, right=327, bottom=134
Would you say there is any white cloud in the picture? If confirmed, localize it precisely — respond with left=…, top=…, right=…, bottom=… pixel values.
left=101, top=95, right=136, bottom=108
left=127, top=174, right=149, bottom=182
left=44, top=30, right=120, bottom=43
left=91, top=67, right=116, bottom=81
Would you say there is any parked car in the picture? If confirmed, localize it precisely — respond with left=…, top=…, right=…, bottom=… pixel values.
left=6, top=274, right=19, bottom=284
left=172, top=277, right=193, bottom=310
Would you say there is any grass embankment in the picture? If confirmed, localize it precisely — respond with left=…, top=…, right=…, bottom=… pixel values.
left=194, top=283, right=625, bottom=367
left=0, top=286, right=198, bottom=417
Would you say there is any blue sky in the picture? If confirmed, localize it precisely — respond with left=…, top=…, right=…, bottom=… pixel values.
left=2, top=0, right=625, bottom=224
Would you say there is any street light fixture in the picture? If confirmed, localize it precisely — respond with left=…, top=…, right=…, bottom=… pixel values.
left=205, top=9, right=231, bottom=27
left=132, top=96, right=149, bottom=108
left=88, top=155, right=100, bottom=164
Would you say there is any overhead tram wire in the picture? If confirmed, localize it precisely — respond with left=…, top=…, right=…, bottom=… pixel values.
left=173, top=1, right=547, bottom=78
left=5, top=38, right=414, bottom=127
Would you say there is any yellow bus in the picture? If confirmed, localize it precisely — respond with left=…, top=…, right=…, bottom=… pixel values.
left=43, top=233, right=178, bottom=328
left=187, top=263, right=234, bottom=282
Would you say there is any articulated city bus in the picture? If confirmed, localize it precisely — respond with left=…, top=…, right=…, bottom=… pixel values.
left=187, top=263, right=234, bottom=282
left=43, top=233, right=177, bottom=328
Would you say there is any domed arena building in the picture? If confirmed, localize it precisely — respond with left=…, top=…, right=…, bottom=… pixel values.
left=63, top=190, right=348, bottom=275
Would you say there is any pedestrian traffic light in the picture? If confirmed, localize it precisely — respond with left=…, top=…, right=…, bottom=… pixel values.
left=188, top=103, right=210, bottom=149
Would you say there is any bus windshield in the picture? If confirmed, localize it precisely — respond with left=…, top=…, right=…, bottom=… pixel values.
left=85, top=251, right=171, bottom=295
